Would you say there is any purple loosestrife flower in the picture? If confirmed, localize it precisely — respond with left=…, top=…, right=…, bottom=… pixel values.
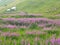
left=17, top=18, right=36, bottom=24
left=6, top=25, right=17, bottom=29
left=1, top=18, right=54, bottom=23
left=28, top=18, right=36, bottom=23
left=2, top=18, right=16, bottom=21
left=27, top=41, right=30, bottom=45
left=50, top=38, right=55, bottom=45
left=43, top=27, right=52, bottom=30
left=20, top=26, right=27, bottom=28
left=28, top=43, right=30, bottom=45
left=54, top=19, right=60, bottom=26
left=38, top=24, right=46, bottom=27
left=1, top=32, right=20, bottom=37
left=55, top=38, right=60, bottom=45
left=50, top=38, right=60, bottom=45
left=26, top=31, right=33, bottom=35
left=56, top=38, right=60, bottom=43
left=1, top=32, right=10, bottom=37
left=2, top=18, right=59, bottom=26
left=9, top=32, right=20, bottom=37
left=50, top=34, right=56, bottom=45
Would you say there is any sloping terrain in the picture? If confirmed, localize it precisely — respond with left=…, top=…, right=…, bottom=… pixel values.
left=0, top=0, right=60, bottom=18
left=0, top=0, right=60, bottom=45
left=0, top=0, right=23, bottom=13
left=0, top=0, right=14, bottom=6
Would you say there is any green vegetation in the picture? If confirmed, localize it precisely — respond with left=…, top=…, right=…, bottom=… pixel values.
left=0, top=0, right=60, bottom=18
left=0, top=0, right=60, bottom=45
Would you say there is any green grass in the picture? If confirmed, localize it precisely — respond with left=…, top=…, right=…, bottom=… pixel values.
left=16, top=0, right=60, bottom=15
left=0, top=0, right=22, bottom=13
left=0, top=27, right=60, bottom=45
left=0, top=0, right=60, bottom=45
left=0, top=0, right=60, bottom=19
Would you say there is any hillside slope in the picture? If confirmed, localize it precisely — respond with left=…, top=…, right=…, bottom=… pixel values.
left=16, top=0, right=60, bottom=15
left=0, top=0, right=60, bottom=16
left=0, top=0, right=21, bottom=13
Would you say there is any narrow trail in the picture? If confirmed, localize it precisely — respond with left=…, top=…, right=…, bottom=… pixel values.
left=0, top=13, right=42, bottom=17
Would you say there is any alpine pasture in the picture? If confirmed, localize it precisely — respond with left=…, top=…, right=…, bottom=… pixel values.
left=0, top=0, right=60, bottom=45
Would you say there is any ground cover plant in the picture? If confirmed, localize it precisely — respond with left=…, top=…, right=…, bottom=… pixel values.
left=0, top=0, right=60, bottom=45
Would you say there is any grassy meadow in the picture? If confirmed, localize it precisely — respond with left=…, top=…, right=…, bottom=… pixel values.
left=0, top=0, right=60, bottom=45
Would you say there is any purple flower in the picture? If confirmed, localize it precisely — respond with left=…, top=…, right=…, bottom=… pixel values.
left=55, top=38, right=60, bottom=45
left=6, top=25, right=17, bottom=29
left=43, top=27, right=52, bottom=30
left=1, top=18, right=60, bottom=27
left=1, top=32, right=20, bottom=37
left=28, top=43, right=30, bottom=45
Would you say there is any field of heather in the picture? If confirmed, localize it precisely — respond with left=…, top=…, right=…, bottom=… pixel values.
left=0, top=0, right=60, bottom=45
left=0, top=18, right=60, bottom=45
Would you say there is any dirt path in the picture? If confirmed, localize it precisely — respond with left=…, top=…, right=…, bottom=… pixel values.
left=0, top=13, right=42, bottom=17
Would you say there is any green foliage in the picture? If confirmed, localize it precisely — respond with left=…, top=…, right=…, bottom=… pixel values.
left=16, top=0, right=60, bottom=15
left=0, top=0, right=60, bottom=45
left=29, top=23, right=38, bottom=29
